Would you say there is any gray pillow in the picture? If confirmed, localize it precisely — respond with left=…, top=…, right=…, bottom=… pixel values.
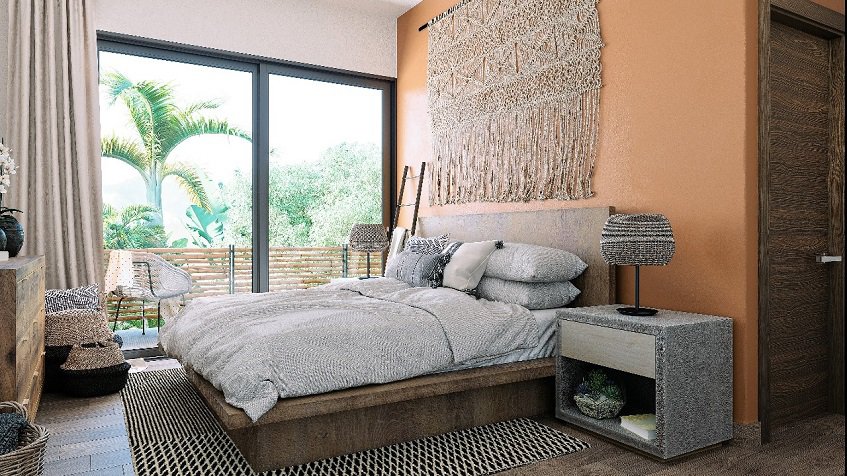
left=476, top=277, right=581, bottom=310
left=484, top=243, right=587, bottom=283
left=384, top=251, right=449, bottom=288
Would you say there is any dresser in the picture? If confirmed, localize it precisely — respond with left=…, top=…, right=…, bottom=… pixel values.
left=0, top=256, right=46, bottom=421
left=556, top=305, right=733, bottom=459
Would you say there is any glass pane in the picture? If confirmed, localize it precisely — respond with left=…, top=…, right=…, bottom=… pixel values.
left=99, top=51, right=253, bottom=343
left=268, top=75, right=383, bottom=290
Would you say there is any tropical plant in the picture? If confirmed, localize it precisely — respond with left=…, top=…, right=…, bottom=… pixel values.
left=103, top=203, right=167, bottom=249
left=100, top=71, right=251, bottom=222
left=184, top=203, right=229, bottom=247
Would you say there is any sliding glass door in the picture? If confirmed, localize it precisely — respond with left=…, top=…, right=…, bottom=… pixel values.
left=98, top=37, right=394, bottom=307
left=266, top=72, right=387, bottom=290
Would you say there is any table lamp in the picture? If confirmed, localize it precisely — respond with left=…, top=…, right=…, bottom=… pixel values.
left=600, top=214, right=675, bottom=316
left=348, top=224, right=389, bottom=279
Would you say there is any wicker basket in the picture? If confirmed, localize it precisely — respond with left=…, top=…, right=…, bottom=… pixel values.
left=0, top=402, right=49, bottom=476
left=60, top=363, right=131, bottom=398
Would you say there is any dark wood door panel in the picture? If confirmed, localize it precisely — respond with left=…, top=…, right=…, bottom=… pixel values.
left=762, top=11, right=842, bottom=435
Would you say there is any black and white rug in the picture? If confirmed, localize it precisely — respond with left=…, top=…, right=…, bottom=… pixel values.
left=121, top=369, right=589, bottom=476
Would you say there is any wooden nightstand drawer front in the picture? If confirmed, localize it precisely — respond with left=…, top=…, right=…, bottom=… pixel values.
left=559, top=320, right=656, bottom=379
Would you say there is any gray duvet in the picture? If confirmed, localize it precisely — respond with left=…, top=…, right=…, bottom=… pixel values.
left=160, top=278, right=538, bottom=422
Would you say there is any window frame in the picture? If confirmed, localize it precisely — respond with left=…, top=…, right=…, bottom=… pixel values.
left=98, top=32, right=396, bottom=293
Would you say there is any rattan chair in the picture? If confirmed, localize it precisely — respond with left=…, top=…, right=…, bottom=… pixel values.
left=110, top=252, right=192, bottom=334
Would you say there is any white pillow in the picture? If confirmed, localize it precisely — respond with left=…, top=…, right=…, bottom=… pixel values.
left=442, top=241, right=499, bottom=292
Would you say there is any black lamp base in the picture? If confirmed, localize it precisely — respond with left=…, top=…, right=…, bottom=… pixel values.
left=616, top=306, right=658, bottom=316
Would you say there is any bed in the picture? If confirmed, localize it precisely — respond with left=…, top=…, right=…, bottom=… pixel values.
left=176, top=206, right=615, bottom=471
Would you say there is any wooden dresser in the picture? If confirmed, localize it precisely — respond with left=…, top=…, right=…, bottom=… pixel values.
left=0, top=256, right=46, bottom=421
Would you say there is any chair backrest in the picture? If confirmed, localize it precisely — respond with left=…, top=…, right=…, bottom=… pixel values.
left=128, top=252, right=192, bottom=299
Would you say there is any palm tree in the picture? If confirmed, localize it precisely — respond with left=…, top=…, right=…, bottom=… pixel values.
left=100, top=71, right=251, bottom=222
left=103, top=204, right=167, bottom=249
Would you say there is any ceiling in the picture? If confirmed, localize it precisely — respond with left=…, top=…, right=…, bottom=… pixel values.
left=319, top=0, right=421, bottom=17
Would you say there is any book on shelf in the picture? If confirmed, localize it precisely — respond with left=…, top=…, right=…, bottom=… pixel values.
left=619, top=413, right=656, bottom=440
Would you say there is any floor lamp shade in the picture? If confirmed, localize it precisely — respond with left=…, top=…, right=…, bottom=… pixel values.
left=104, top=250, right=135, bottom=294
left=600, top=214, right=675, bottom=316
left=348, top=224, right=389, bottom=278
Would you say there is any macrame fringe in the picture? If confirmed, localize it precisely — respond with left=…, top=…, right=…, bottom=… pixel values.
left=429, top=88, right=599, bottom=206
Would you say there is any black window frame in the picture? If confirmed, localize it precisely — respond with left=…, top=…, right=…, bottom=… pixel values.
left=97, top=32, right=396, bottom=293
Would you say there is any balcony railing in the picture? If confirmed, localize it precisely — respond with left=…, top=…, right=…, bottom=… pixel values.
left=105, top=245, right=383, bottom=325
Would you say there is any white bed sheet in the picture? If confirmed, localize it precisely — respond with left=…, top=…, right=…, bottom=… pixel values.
left=439, top=307, right=561, bottom=372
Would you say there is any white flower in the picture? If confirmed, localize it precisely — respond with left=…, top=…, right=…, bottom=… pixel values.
left=0, top=143, right=9, bottom=156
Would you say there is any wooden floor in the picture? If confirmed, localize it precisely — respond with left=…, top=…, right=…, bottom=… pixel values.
left=36, top=359, right=845, bottom=476
left=36, top=358, right=181, bottom=476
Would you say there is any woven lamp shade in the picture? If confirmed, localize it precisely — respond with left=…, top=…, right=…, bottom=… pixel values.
left=600, top=214, right=675, bottom=266
left=348, top=224, right=389, bottom=252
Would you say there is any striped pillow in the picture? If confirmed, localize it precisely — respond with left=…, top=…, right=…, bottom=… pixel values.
left=45, top=284, right=101, bottom=314
left=404, top=234, right=450, bottom=254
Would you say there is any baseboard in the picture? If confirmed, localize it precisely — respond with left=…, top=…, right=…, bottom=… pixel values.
left=731, top=422, right=762, bottom=447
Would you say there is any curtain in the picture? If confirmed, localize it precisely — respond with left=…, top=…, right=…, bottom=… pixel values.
left=5, top=0, right=104, bottom=289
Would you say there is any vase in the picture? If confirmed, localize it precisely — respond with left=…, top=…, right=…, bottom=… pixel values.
left=0, top=215, right=24, bottom=257
left=0, top=227, right=6, bottom=252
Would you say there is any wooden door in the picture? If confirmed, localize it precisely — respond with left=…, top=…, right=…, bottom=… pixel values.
left=759, top=0, right=845, bottom=442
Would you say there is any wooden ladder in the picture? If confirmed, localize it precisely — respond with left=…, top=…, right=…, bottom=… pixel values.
left=392, top=162, right=426, bottom=236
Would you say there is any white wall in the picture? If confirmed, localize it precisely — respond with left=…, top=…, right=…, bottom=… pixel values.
left=94, top=0, right=398, bottom=77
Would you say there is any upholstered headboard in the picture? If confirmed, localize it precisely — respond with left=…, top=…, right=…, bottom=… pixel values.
left=417, top=207, right=615, bottom=307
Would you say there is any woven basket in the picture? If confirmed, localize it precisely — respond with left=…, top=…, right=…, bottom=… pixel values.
left=45, top=308, right=112, bottom=347
left=60, top=363, right=131, bottom=398
left=0, top=402, right=49, bottom=476
left=45, top=335, right=123, bottom=394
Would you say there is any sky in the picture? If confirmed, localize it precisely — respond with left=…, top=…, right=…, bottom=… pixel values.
left=99, top=51, right=382, bottom=245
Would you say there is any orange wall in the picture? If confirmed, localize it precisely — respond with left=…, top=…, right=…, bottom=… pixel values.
left=398, top=0, right=762, bottom=422
left=398, top=0, right=843, bottom=424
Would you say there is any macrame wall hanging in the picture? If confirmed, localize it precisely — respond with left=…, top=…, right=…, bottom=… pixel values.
left=426, top=0, right=604, bottom=205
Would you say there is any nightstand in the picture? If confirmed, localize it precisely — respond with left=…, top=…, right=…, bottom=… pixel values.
left=556, top=305, right=733, bottom=459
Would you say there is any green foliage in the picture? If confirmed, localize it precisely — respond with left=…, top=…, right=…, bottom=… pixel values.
left=221, top=142, right=382, bottom=247
left=578, top=368, right=624, bottom=401
left=100, top=71, right=251, bottom=219
left=184, top=203, right=229, bottom=247
left=103, top=203, right=166, bottom=249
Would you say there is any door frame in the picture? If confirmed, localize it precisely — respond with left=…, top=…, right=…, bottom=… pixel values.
left=758, top=0, right=845, bottom=443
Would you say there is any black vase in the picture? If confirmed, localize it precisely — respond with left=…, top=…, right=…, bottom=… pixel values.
left=0, top=215, right=24, bottom=257
left=0, top=227, right=6, bottom=252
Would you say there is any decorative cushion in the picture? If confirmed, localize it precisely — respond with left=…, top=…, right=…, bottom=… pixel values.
left=0, top=412, right=26, bottom=456
left=387, top=227, right=409, bottom=262
left=384, top=251, right=449, bottom=288
left=476, top=277, right=581, bottom=310
left=45, top=284, right=101, bottom=314
left=484, top=243, right=588, bottom=283
left=442, top=241, right=500, bottom=292
left=45, top=308, right=112, bottom=347
left=404, top=234, right=450, bottom=254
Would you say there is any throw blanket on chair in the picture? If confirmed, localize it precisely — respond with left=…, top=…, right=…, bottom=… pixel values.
left=160, top=278, right=539, bottom=421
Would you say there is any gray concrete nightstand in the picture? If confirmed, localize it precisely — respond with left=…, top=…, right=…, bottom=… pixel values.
left=555, top=305, right=733, bottom=459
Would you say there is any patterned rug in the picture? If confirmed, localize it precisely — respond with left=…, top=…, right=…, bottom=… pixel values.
left=121, top=368, right=589, bottom=476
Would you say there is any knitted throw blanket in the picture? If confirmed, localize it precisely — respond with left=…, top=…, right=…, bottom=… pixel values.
left=427, top=0, right=603, bottom=205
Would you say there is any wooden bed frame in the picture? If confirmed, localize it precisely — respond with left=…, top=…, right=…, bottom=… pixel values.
left=185, top=207, right=615, bottom=471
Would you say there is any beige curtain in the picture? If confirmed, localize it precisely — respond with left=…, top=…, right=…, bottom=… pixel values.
left=5, top=0, right=104, bottom=289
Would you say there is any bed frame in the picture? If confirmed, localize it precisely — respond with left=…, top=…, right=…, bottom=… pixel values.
left=185, top=206, right=615, bottom=471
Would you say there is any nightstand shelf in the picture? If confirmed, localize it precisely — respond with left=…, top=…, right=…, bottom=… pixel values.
left=556, top=305, right=733, bottom=459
